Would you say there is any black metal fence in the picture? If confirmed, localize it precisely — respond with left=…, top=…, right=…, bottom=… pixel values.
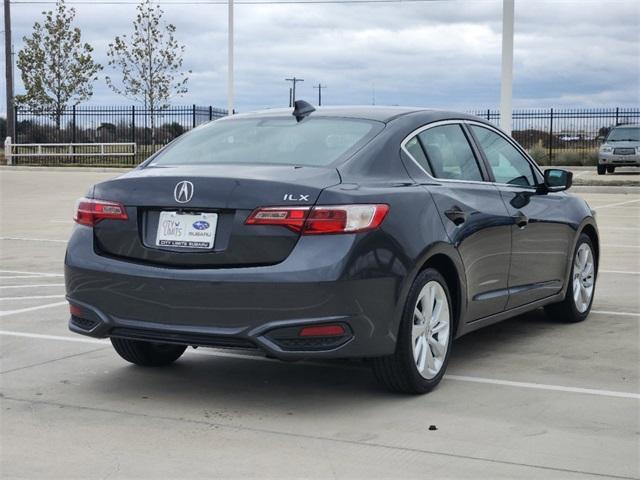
left=12, top=105, right=227, bottom=165
left=7, top=105, right=640, bottom=166
left=468, top=107, right=639, bottom=166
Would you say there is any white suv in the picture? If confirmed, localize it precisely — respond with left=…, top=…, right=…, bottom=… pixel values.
left=598, top=124, right=640, bottom=175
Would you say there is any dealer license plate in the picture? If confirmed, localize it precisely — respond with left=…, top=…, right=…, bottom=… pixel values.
left=155, top=211, right=218, bottom=249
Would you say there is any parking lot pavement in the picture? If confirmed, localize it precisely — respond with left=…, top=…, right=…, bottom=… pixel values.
left=1, top=169, right=639, bottom=480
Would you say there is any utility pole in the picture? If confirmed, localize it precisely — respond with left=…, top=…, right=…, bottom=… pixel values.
left=288, top=88, right=292, bottom=108
left=4, top=0, right=15, bottom=139
left=285, top=77, right=304, bottom=105
left=313, top=83, right=326, bottom=106
left=500, top=0, right=514, bottom=135
left=227, top=0, right=234, bottom=115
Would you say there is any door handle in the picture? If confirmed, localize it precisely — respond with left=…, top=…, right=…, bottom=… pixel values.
left=445, top=207, right=467, bottom=226
left=514, top=211, right=528, bottom=229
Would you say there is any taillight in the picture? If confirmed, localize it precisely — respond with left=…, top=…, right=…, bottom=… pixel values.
left=74, top=197, right=128, bottom=227
left=245, top=204, right=388, bottom=235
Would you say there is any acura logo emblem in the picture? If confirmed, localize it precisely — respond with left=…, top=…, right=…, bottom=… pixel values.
left=174, top=180, right=194, bottom=203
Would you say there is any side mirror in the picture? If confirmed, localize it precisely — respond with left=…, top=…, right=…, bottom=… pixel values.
left=543, top=168, right=572, bottom=192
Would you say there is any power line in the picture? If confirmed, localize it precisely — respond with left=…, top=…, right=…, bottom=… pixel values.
left=10, top=0, right=456, bottom=5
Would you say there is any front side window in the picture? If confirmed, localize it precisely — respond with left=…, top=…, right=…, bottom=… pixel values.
left=470, top=125, right=537, bottom=187
left=417, top=125, right=483, bottom=182
left=149, top=117, right=383, bottom=167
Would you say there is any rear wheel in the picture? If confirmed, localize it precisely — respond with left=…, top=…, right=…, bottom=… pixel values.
left=544, top=233, right=596, bottom=323
left=372, top=268, right=453, bottom=394
left=606, top=166, right=615, bottom=174
left=597, top=165, right=606, bottom=175
left=111, top=338, right=187, bottom=366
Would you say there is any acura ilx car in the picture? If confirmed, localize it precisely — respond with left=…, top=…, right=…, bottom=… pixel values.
left=65, top=102, right=599, bottom=393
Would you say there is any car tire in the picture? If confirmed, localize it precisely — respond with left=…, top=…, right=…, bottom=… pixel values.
left=372, top=268, right=454, bottom=394
left=111, top=338, right=187, bottom=366
left=544, top=233, right=596, bottom=323
left=597, top=165, right=606, bottom=175
left=606, top=166, right=615, bottom=174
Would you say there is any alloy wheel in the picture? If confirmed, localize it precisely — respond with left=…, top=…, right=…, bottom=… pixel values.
left=573, top=243, right=595, bottom=313
left=412, top=281, right=450, bottom=379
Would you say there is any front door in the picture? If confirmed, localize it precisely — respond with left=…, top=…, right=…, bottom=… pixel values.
left=468, top=124, right=574, bottom=309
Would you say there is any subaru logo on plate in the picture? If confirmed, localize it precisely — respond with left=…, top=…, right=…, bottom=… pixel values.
left=174, top=180, right=194, bottom=203
left=192, top=220, right=210, bottom=230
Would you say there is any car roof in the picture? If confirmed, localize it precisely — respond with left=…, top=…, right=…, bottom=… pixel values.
left=613, top=124, right=639, bottom=129
left=224, top=106, right=474, bottom=123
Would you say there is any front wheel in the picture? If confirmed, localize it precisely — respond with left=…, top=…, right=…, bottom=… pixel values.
left=606, top=166, right=615, bottom=174
left=372, top=268, right=454, bottom=394
left=544, top=233, right=596, bottom=323
left=111, top=337, right=187, bottom=366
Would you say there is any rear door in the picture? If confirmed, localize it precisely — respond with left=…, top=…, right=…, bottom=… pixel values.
left=467, top=123, right=574, bottom=308
left=403, top=122, right=512, bottom=321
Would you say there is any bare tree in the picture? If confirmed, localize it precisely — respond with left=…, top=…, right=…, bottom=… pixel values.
left=16, top=0, right=101, bottom=131
left=106, top=0, right=190, bottom=145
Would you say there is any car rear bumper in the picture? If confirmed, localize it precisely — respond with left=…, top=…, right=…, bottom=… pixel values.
left=65, top=226, right=402, bottom=360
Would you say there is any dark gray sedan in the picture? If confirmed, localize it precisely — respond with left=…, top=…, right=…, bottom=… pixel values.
left=65, top=103, right=599, bottom=393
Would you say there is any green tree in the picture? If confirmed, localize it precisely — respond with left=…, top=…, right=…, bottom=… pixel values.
left=16, top=0, right=101, bottom=131
left=106, top=0, right=190, bottom=145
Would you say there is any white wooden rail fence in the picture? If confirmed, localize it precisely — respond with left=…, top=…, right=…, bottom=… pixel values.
left=4, top=137, right=136, bottom=165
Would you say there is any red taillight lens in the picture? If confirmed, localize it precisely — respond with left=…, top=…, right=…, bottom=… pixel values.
left=299, top=324, right=346, bottom=337
left=245, top=207, right=310, bottom=232
left=74, top=197, right=128, bottom=227
left=245, top=204, right=388, bottom=235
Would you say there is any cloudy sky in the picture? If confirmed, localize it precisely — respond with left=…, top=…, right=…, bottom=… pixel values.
left=2, top=0, right=639, bottom=113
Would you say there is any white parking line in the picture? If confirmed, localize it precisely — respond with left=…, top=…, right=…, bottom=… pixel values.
left=444, top=375, right=640, bottom=400
left=592, top=310, right=640, bottom=317
left=0, top=237, right=67, bottom=244
left=0, top=284, right=65, bottom=290
left=0, top=302, right=68, bottom=317
left=0, top=295, right=66, bottom=301
left=0, top=270, right=63, bottom=277
left=0, top=329, right=638, bottom=400
left=593, top=198, right=640, bottom=210
left=600, top=270, right=640, bottom=275
left=601, top=244, right=640, bottom=249
left=0, top=330, right=106, bottom=345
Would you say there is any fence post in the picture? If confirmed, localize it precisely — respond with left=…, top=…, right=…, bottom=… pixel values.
left=487, top=109, right=490, bottom=121
left=192, top=104, right=196, bottom=128
left=615, top=107, right=619, bottom=126
left=131, top=105, right=136, bottom=144
left=4, top=136, right=12, bottom=165
left=209, top=106, right=213, bottom=121
left=72, top=105, right=77, bottom=144
left=548, top=108, right=554, bottom=165
left=13, top=106, right=18, bottom=143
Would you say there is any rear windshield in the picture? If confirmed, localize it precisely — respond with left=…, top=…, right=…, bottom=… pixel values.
left=606, top=127, right=640, bottom=142
left=149, top=116, right=383, bottom=167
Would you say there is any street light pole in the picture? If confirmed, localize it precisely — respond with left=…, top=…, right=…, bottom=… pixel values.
left=500, top=0, right=514, bottom=135
left=227, top=0, right=234, bottom=115
left=4, top=0, right=15, bottom=139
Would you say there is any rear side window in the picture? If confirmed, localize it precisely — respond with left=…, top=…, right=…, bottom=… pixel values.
left=418, top=125, right=483, bottom=181
left=404, top=136, right=432, bottom=174
left=149, top=117, right=383, bottom=167
left=470, top=125, right=536, bottom=187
